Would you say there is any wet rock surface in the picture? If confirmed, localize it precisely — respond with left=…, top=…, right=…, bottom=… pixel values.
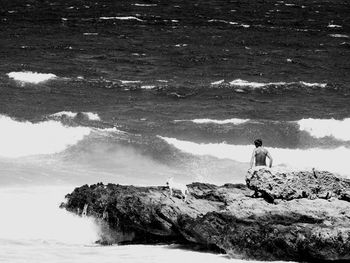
left=61, top=169, right=350, bottom=261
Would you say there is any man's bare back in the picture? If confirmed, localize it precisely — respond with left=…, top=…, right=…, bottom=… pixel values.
left=250, top=139, right=273, bottom=168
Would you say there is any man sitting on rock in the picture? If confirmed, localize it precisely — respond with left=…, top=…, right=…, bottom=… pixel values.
left=250, top=139, right=273, bottom=169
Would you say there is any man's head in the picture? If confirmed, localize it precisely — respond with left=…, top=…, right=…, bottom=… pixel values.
left=254, top=139, right=262, bottom=148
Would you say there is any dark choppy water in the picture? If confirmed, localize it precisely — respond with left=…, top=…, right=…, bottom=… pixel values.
left=0, top=1, right=349, bottom=118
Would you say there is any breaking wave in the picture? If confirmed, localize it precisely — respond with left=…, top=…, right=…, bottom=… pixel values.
left=0, top=186, right=100, bottom=244
left=160, top=136, right=350, bottom=175
left=0, top=115, right=91, bottom=158
left=297, top=118, right=350, bottom=141
left=7, top=71, right=57, bottom=84
left=51, top=111, right=101, bottom=121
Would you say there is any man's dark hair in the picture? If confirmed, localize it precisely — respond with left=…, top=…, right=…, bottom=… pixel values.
left=254, top=139, right=262, bottom=147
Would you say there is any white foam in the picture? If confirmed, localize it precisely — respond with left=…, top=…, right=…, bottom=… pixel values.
left=176, top=118, right=249, bottom=125
left=120, top=80, right=141, bottom=84
left=0, top=115, right=91, bottom=158
left=99, top=16, right=143, bottom=22
left=230, top=79, right=286, bottom=88
left=50, top=111, right=101, bottom=121
left=96, top=127, right=124, bottom=134
left=51, top=111, right=78, bottom=118
left=0, top=186, right=99, bottom=244
left=299, top=81, right=327, bottom=88
left=329, top=34, right=349, bottom=38
left=229, top=79, right=327, bottom=89
left=175, top=44, right=188, bottom=47
left=7, top=71, right=57, bottom=84
left=160, top=136, right=350, bottom=175
left=211, top=79, right=225, bottom=85
left=84, top=112, right=101, bottom=121
left=297, top=118, right=350, bottom=141
left=327, top=24, right=342, bottom=28
left=83, top=32, right=99, bottom=36
left=134, top=3, right=157, bottom=6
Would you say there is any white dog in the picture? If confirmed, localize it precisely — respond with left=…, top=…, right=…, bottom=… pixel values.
left=166, top=177, right=189, bottom=202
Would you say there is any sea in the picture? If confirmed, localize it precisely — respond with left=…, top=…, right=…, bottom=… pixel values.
left=0, top=0, right=349, bottom=262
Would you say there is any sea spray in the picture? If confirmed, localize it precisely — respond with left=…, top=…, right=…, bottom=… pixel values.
left=297, top=118, right=350, bottom=141
left=160, top=136, right=350, bottom=176
left=0, top=186, right=100, bottom=244
left=0, top=115, right=91, bottom=157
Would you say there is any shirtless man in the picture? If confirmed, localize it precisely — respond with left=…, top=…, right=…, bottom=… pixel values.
left=250, top=139, right=273, bottom=168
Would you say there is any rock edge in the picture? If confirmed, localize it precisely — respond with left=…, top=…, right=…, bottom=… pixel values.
left=61, top=169, right=350, bottom=262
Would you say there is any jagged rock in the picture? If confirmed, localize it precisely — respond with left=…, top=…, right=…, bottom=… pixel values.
left=61, top=174, right=350, bottom=261
left=246, top=167, right=350, bottom=202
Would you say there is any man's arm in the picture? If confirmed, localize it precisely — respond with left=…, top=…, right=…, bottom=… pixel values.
left=266, top=150, right=273, bottom=168
left=250, top=149, right=256, bottom=168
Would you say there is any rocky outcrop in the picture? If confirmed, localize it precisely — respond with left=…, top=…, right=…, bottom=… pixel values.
left=61, top=169, right=350, bottom=261
left=246, top=168, right=350, bottom=202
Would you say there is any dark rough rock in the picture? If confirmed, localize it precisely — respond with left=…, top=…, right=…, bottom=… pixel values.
left=61, top=169, right=350, bottom=261
left=246, top=168, right=350, bottom=202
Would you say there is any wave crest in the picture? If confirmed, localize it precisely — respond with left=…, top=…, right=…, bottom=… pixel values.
left=160, top=136, right=350, bottom=175
left=298, top=118, right=350, bottom=141
left=0, top=115, right=91, bottom=157
left=7, top=71, right=57, bottom=84
left=228, top=79, right=327, bottom=89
